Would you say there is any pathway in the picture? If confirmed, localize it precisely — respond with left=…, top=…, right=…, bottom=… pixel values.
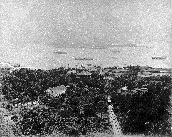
left=107, top=95, right=123, bottom=136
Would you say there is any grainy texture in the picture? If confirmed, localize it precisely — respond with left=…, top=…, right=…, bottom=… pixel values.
left=0, top=65, right=171, bottom=137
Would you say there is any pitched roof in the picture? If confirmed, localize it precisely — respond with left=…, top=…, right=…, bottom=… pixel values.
left=46, top=85, right=67, bottom=97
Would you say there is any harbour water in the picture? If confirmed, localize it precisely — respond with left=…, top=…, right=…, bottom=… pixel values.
left=0, top=43, right=170, bottom=70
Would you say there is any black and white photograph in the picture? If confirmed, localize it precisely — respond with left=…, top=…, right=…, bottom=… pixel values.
left=0, top=0, right=171, bottom=136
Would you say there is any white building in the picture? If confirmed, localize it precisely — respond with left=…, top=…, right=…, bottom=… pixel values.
left=46, top=85, right=67, bottom=97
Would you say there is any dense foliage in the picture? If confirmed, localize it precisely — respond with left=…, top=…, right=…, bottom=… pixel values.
left=1, top=68, right=69, bottom=104
left=1, top=67, right=110, bottom=136
left=110, top=75, right=171, bottom=135
left=0, top=66, right=171, bottom=136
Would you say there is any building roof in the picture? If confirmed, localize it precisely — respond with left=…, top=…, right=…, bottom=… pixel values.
left=46, top=85, right=67, bottom=97
left=121, top=86, right=128, bottom=91
left=77, top=71, right=92, bottom=76
left=67, top=70, right=77, bottom=74
left=103, top=76, right=114, bottom=80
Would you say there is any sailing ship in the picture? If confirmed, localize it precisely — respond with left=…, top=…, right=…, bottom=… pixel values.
left=152, top=56, right=167, bottom=60
left=74, top=57, right=94, bottom=60
left=53, top=51, right=67, bottom=54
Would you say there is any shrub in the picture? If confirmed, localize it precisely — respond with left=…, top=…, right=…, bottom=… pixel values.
left=110, top=75, right=171, bottom=136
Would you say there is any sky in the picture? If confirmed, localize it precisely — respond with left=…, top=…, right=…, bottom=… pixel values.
left=0, top=0, right=171, bottom=69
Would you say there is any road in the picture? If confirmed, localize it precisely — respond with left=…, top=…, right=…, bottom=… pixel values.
left=107, top=95, right=123, bottom=136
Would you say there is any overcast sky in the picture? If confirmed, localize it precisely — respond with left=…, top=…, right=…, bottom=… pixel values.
left=0, top=0, right=171, bottom=69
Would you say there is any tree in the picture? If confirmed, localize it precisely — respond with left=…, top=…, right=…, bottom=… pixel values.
left=2, top=68, right=49, bottom=104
